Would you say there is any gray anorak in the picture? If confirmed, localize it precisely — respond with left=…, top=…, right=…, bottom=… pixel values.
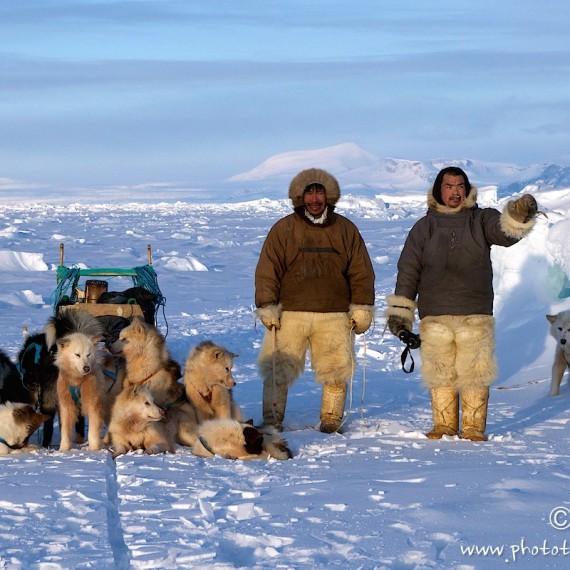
left=395, top=187, right=533, bottom=318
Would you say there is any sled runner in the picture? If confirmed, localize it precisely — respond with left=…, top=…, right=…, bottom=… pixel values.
left=51, top=243, right=165, bottom=328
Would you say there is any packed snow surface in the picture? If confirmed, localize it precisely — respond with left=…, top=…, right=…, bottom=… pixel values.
left=1, top=185, right=570, bottom=569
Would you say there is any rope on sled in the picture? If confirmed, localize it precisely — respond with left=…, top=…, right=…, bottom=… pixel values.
left=133, top=265, right=166, bottom=310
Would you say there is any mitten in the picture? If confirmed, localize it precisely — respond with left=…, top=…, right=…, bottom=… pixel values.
left=255, top=304, right=282, bottom=330
left=507, top=194, right=538, bottom=224
left=385, top=295, right=416, bottom=337
left=350, top=307, right=374, bottom=334
left=387, top=315, right=410, bottom=336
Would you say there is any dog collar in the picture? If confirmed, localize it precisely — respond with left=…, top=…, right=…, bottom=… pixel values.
left=137, top=371, right=157, bottom=385
left=198, top=436, right=216, bottom=456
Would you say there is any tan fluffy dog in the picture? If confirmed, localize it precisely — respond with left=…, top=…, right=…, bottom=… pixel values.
left=192, top=419, right=292, bottom=460
left=183, top=340, right=243, bottom=423
left=107, top=384, right=166, bottom=458
left=111, top=318, right=198, bottom=451
left=55, top=332, right=105, bottom=451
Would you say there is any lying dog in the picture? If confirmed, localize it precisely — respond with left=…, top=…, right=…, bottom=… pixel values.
left=0, top=401, right=50, bottom=455
left=547, top=310, right=570, bottom=396
left=183, top=340, right=243, bottom=423
left=107, top=383, right=166, bottom=458
left=192, top=419, right=292, bottom=461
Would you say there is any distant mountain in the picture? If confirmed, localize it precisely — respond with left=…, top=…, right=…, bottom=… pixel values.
left=228, top=142, right=378, bottom=182
left=227, top=143, right=570, bottom=198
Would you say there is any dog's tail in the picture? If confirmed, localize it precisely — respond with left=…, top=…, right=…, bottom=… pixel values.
left=44, top=310, right=104, bottom=349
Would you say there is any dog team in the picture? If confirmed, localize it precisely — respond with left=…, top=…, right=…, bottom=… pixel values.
left=0, top=165, right=567, bottom=454
left=0, top=311, right=291, bottom=460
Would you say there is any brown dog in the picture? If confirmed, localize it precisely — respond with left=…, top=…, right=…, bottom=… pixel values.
left=107, top=384, right=166, bottom=457
left=183, top=340, right=243, bottom=423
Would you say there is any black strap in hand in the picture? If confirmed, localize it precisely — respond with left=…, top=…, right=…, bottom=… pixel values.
left=401, top=343, right=415, bottom=374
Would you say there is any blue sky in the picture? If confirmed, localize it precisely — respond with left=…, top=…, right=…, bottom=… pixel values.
left=1, top=0, right=569, bottom=190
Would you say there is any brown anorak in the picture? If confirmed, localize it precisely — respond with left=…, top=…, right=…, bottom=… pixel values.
left=255, top=208, right=375, bottom=313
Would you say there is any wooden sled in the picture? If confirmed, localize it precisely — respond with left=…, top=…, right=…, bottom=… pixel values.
left=52, top=243, right=164, bottom=326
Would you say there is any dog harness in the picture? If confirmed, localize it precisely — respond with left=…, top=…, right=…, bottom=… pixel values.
left=102, top=359, right=121, bottom=393
left=69, top=386, right=82, bottom=405
left=0, top=437, right=19, bottom=450
left=198, top=436, right=216, bottom=456
left=15, top=341, right=44, bottom=391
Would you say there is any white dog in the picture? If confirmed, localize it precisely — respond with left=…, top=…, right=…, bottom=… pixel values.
left=546, top=310, right=570, bottom=396
left=55, top=332, right=105, bottom=451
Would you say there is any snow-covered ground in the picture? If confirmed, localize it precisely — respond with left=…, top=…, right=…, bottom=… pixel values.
left=1, top=185, right=570, bottom=569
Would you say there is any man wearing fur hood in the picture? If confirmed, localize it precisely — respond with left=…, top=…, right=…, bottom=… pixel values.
left=386, top=166, right=538, bottom=441
left=255, top=168, right=375, bottom=433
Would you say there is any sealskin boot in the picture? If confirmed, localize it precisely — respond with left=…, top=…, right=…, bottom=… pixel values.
left=461, top=386, right=489, bottom=442
left=261, top=378, right=288, bottom=432
left=320, top=383, right=348, bottom=433
left=426, top=387, right=459, bottom=439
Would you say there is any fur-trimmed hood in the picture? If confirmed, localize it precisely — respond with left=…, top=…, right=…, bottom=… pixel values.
left=427, top=185, right=478, bottom=214
left=288, top=168, right=341, bottom=208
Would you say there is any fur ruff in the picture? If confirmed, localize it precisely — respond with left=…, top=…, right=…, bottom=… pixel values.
left=255, top=303, right=282, bottom=324
left=500, top=205, right=536, bottom=239
left=425, top=183, right=535, bottom=239
left=385, top=295, right=416, bottom=323
left=288, top=168, right=340, bottom=208
left=427, top=186, right=478, bottom=213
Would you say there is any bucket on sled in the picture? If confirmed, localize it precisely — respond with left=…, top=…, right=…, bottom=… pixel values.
left=85, top=280, right=108, bottom=303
